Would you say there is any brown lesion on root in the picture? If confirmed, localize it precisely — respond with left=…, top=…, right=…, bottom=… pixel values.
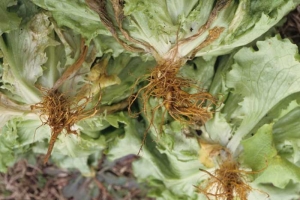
left=196, top=149, right=268, bottom=200
left=189, top=27, right=225, bottom=58
left=110, top=0, right=155, bottom=52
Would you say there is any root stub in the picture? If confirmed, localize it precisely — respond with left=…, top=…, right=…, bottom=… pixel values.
left=31, top=88, right=99, bottom=164
left=196, top=151, right=256, bottom=200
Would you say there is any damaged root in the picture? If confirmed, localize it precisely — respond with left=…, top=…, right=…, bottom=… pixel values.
left=196, top=150, right=260, bottom=200
left=31, top=88, right=100, bottom=164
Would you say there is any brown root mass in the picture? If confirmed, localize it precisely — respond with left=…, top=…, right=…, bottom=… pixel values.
left=129, top=60, right=217, bottom=153
left=31, top=88, right=99, bottom=164
left=197, top=151, right=255, bottom=200
left=136, top=62, right=216, bottom=125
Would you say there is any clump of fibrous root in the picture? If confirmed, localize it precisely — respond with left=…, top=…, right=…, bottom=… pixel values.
left=130, top=60, right=217, bottom=125
left=128, top=59, right=218, bottom=153
left=31, top=88, right=99, bottom=164
left=196, top=149, right=256, bottom=200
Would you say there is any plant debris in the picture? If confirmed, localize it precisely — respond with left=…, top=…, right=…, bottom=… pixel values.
left=0, top=158, right=70, bottom=200
left=279, top=5, right=300, bottom=45
left=62, top=154, right=154, bottom=200
left=0, top=155, right=154, bottom=200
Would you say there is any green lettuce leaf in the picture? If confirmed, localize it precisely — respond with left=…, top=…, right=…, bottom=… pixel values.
left=225, top=36, right=300, bottom=153
left=0, top=117, right=48, bottom=172
left=107, top=111, right=206, bottom=200
left=0, top=12, right=58, bottom=104
left=31, top=0, right=110, bottom=41
left=273, top=100, right=300, bottom=164
left=101, top=54, right=156, bottom=105
left=242, top=124, right=300, bottom=189
left=0, top=0, right=21, bottom=35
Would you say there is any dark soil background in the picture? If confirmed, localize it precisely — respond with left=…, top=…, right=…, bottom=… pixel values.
left=0, top=155, right=154, bottom=200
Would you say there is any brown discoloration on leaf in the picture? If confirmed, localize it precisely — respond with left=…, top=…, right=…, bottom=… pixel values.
left=110, top=0, right=153, bottom=52
left=85, top=0, right=145, bottom=52
left=198, top=139, right=224, bottom=168
left=52, top=39, right=88, bottom=91
left=78, top=54, right=121, bottom=98
left=86, top=0, right=229, bottom=58
left=98, top=99, right=128, bottom=114
left=190, top=27, right=225, bottom=57
left=178, top=0, right=230, bottom=49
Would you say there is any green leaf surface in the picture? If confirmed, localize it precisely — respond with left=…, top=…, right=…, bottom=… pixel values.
left=242, top=124, right=277, bottom=170
left=242, top=124, right=300, bottom=189
left=31, top=0, right=110, bottom=41
left=101, top=55, right=156, bottom=105
left=0, top=117, right=49, bottom=172
left=226, top=36, right=300, bottom=153
left=272, top=101, right=300, bottom=164
left=0, top=13, right=58, bottom=104
left=255, top=156, right=300, bottom=189
left=0, top=0, right=21, bottom=34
